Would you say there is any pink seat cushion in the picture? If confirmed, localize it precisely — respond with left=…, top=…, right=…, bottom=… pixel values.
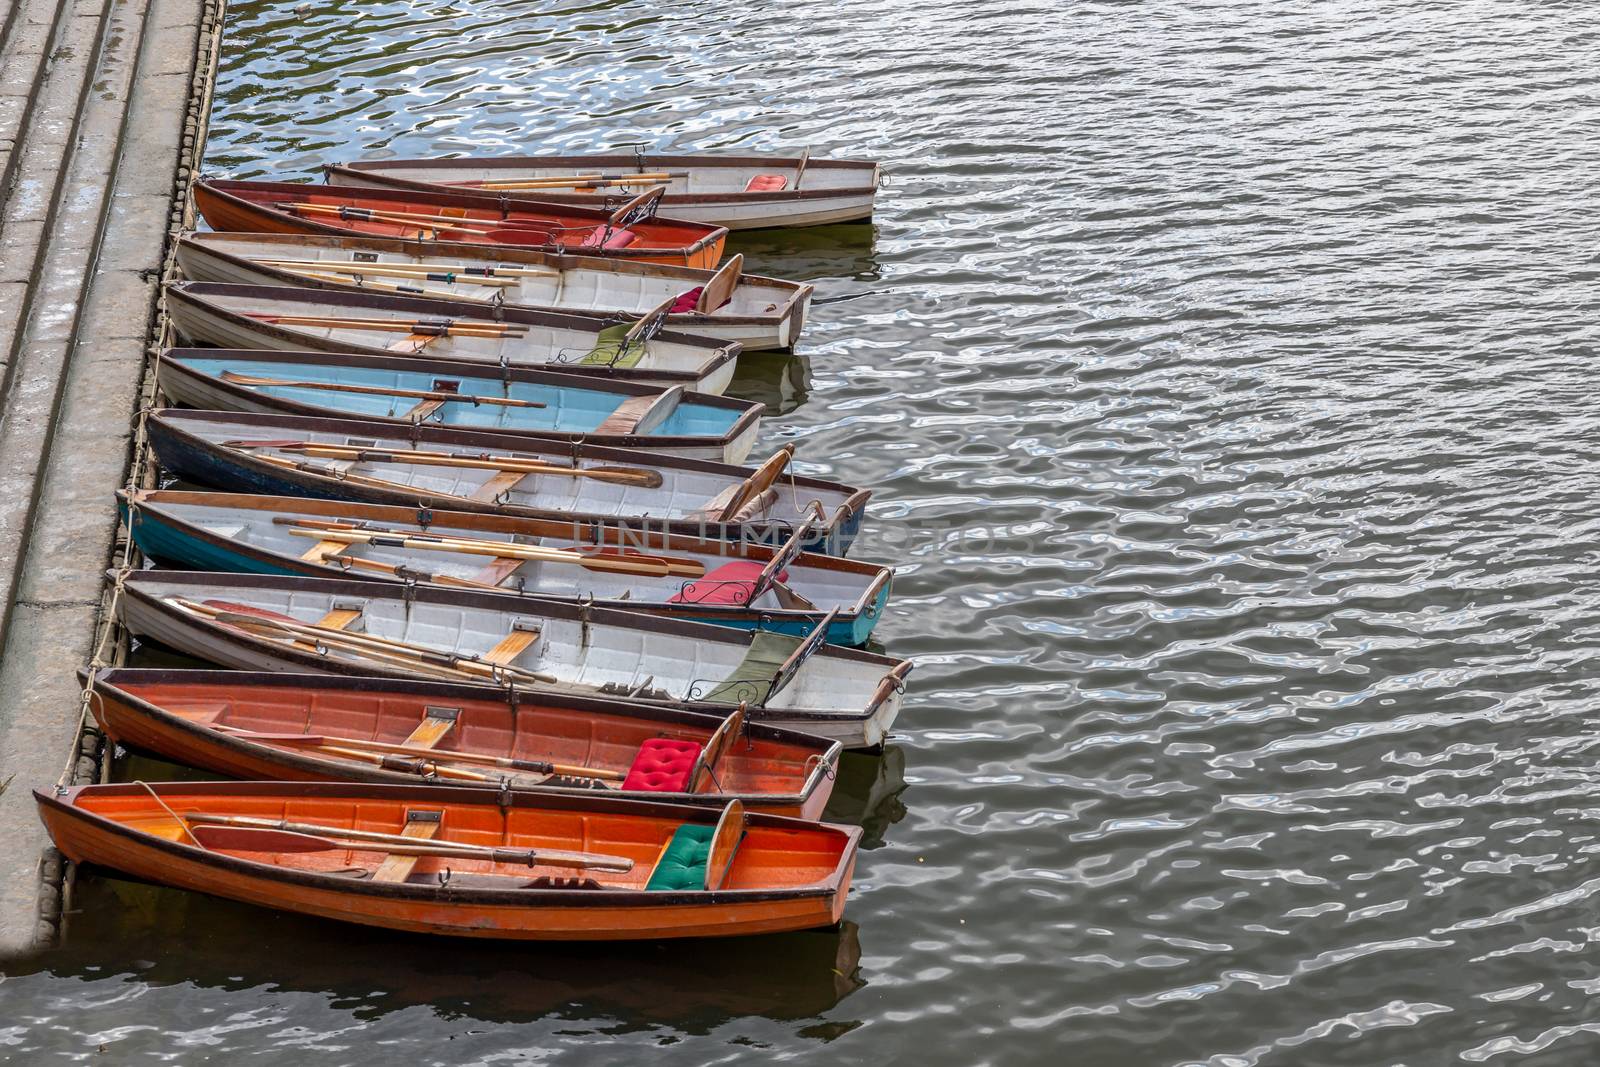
left=622, top=738, right=702, bottom=793
left=744, top=174, right=788, bottom=192
left=668, top=560, right=788, bottom=606
left=580, top=227, right=638, bottom=249
left=670, top=286, right=704, bottom=314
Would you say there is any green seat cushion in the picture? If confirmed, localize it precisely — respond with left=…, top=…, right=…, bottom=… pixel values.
left=703, top=629, right=801, bottom=705
left=579, top=324, right=644, bottom=369
left=645, top=823, right=716, bottom=892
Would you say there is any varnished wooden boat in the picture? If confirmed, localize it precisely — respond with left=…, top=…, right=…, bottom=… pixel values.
left=157, top=349, right=763, bottom=463
left=165, top=282, right=741, bottom=395
left=36, top=779, right=861, bottom=939
left=193, top=179, right=728, bottom=268
left=146, top=409, right=871, bottom=557
left=86, top=669, right=843, bottom=818
left=119, top=490, right=893, bottom=646
left=114, top=570, right=912, bottom=747
left=177, top=233, right=812, bottom=351
left=327, top=152, right=879, bottom=230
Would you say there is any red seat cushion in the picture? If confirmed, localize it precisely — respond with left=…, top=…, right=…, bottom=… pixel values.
left=668, top=560, right=787, bottom=606
left=580, top=227, right=638, bottom=249
left=670, top=286, right=704, bottom=314
left=744, top=174, right=788, bottom=192
left=622, top=738, right=702, bottom=793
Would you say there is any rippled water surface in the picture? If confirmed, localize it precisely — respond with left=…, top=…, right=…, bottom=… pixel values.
left=11, top=0, right=1600, bottom=1063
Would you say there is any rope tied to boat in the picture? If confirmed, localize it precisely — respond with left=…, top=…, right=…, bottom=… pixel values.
left=133, top=780, right=207, bottom=849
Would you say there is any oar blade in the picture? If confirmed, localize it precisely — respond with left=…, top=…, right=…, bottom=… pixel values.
left=190, top=824, right=341, bottom=853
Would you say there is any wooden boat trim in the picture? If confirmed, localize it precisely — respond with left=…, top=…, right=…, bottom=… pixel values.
left=193, top=179, right=728, bottom=262
left=82, top=667, right=842, bottom=807
left=177, top=233, right=811, bottom=331
left=37, top=780, right=859, bottom=906
left=158, top=348, right=764, bottom=452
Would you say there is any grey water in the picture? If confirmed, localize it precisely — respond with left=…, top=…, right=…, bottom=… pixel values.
left=9, top=0, right=1600, bottom=1063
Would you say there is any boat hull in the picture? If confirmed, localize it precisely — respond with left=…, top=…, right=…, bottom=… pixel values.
left=164, top=283, right=741, bottom=397
left=87, top=670, right=840, bottom=819
left=145, top=410, right=870, bottom=557
left=325, top=154, right=880, bottom=231
left=193, top=180, right=728, bottom=269
left=155, top=350, right=761, bottom=464
left=121, top=494, right=889, bottom=647
left=37, top=781, right=858, bottom=939
left=175, top=234, right=810, bottom=351
left=114, top=571, right=910, bottom=749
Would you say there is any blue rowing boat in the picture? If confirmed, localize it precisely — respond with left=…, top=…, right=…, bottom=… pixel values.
left=157, top=348, right=764, bottom=463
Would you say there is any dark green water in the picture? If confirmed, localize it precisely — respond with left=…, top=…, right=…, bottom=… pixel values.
left=11, top=0, right=1600, bottom=1063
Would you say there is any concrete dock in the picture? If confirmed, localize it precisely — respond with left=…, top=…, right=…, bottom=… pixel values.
left=0, top=0, right=220, bottom=955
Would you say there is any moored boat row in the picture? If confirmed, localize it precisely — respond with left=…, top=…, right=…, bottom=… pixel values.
left=41, top=146, right=901, bottom=942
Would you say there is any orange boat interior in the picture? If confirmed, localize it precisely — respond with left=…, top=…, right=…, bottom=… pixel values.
left=109, top=679, right=822, bottom=797
left=69, top=788, right=849, bottom=893
left=223, top=185, right=716, bottom=252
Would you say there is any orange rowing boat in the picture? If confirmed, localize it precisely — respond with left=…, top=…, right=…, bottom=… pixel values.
left=86, top=669, right=841, bottom=819
left=193, top=180, right=728, bottom=269
left=37, top=780, right=860, bottom=939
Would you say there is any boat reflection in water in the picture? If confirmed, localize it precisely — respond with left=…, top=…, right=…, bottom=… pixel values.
left=43, top=874, right=866, bottom=1028
left=824, top=744, right=908, bottom=849
left=730, top=351, right=812, bottom=416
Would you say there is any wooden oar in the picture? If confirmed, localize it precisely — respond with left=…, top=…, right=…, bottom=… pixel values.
left=249, top=452, right=441, bottom=498
left=286, top=526, right=673, bottom=579
left=277, top=202, right=568, bottom=245
left=453, top=170, right=686, bottom=191
left=272, top=517, right=706, bottom=578
left=218, top=724, right=624, bottom=780
left=271, top=442, right=665, bottom=488
left=184, top=816, right=634, bottom=871
left=243, top=313, right=526, bottom=338
left=276, top=268, right=464, bottom=301
left=211, top=609, right=559, bottom=686
left=324, top=262, right=560, bottom=280
left=172, top=598, right=559, bottom=685
left=218, top=372, right=548, bottom=409
left=257, top=259, right=522, bottom=287
left=716, top=445, right=795, bottom=522
left=322, top=551, right=509, bottom=591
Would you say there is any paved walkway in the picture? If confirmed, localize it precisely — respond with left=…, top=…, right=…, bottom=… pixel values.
left=0, top=0, right=217, bottom=955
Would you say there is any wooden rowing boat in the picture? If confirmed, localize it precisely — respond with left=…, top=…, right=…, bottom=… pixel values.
left=119, top=489, right=893, bottom=646
left=326, top=152, right=880, bottom=231
left=176, top=233, right=813, bottom=351
left=164, top=282, right=741, bottom=396
left=146, top=409, right=872, bottom=557
left=193, top=179, right=728, bottom=268
left=36, top=779, right=861, bottom=939
left=85, top=668, right=843, bottom=817
left=157, top=349, right=764, bottom=463
left=113, top=570, right=913, bottom=747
